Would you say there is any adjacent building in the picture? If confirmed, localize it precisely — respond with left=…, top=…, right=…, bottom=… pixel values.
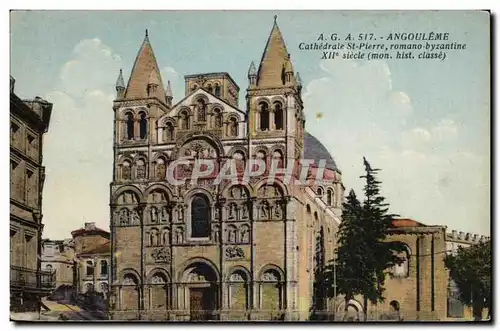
left=70, top=222, right=111, bottom=297
left=10, top=76, right=55, bottom=315
left=109, top=19, right=344, bottom=321
left=41, top=239, right=75, bottom=289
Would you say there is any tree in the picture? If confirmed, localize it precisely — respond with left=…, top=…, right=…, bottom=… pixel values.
left=444, top=240, right=491, bottom=320
left=358, top=157, right=404, bottom=318
left=324, top=189, right=371, bottom=320
left=324, top=157, right=404, bottom=321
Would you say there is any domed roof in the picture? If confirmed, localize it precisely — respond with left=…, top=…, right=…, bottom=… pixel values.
left=304, top=132, right=338, bottom=171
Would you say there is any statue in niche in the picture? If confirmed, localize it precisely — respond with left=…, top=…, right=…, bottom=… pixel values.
left=240, top=226, right=250, bottom=243
left=274, top=203, right=282, bottom=219
left=196, top=99, right=206, bottom=122
left=177, top=205, right=184, bottom=220
left=260, top=201, right=269, bottom=219
left=230, top=122, right=237, bottom=136
left=228, top=204, right=236, bottom=219
left=119, top=209, right=129, bottom=226
left=150, top=207, right=158, bottom=223
left=227, top=227, right=237, bottom=243
left=163, top=229, right=170, bottom=246
left=151, top=231, right=158, bottom=246
left=122, top=165, right=131, bottom=180
left=214, top=207, right=220, bottom=220
left=184, top=148, right=191, bottom=157
left=213, top=226, right=220, bottom=242
left=160, top=206, right=169, bottom=222
left=176, top=227, right=184, bottom=244
left=136, top=161, right=146, bottom=179
left=240, top=203, right=249, bottom=220
left=156, top=163, right=166, bottom=180
left=131, top=209, right=140, bottom=224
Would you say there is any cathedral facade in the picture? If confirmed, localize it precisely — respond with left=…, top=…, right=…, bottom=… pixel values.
left=108, top=18, right=344, bottom=321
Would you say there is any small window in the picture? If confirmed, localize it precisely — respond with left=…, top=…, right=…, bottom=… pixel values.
left=274, top=102, right=283, bottom=130
left=259, top=103, right=270, bottom=131
left=100, top=260, right=108, bottom=276
left=139, top=112, right=148, bottom=139
left=214, top=84, right=221, bottom=97
left=86, top=261, right=94, bottom=276
left=126, top=113, right=134, bottom=140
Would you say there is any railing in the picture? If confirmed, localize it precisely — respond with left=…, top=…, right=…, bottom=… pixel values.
left=10, top=265, right=56, bottom=290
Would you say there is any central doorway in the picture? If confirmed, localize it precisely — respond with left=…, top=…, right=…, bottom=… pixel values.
left=190, top=286, right=216, bottom=321
left=183, top=261, right=219, bottom=321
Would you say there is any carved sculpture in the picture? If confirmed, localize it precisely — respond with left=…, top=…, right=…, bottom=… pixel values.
left=176, top=227, right=184, bottom=244
left=227, top=226, right=237, bottom=243
left=160, top=206, right=170, bottom=222
left=151, top=246, right=172, bottom=263
left=150, top=207, right=158, bottom=223
left=240, top=225, right=250, bottom=243
left=225, top=246, right=245, bottom=260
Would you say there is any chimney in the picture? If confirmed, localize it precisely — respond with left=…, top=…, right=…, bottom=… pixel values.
left=84, top=222, right=96, bottom=230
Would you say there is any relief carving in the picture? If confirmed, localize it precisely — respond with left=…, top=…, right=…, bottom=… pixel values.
left=225, top=246, right=245, bottom=260
left=151, top=246, right=172, bottom=263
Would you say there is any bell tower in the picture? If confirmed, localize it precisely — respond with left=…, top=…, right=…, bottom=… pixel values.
left=246, top=16, right=305, bottom=163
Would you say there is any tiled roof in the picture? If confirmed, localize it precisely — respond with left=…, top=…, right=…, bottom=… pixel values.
left=391, top=218, right=426, bottom=228
left=78, top=241, right=110, bottom=256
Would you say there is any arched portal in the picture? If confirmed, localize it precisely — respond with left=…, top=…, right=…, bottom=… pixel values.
left=181, top=262, right=219, bottom=321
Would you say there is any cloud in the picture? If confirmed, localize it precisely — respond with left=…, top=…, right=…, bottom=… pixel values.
left=42, top=38, right=120, bottom=239
left=304, top=57, right=489, bottom=235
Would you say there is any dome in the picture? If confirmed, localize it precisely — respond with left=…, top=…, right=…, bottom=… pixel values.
left=304, top=131, right=338, bottom=171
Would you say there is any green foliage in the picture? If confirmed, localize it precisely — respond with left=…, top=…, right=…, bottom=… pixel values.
left=444, top=240, right=491, bottom=320
left=324, top=157, right=405, bottom=318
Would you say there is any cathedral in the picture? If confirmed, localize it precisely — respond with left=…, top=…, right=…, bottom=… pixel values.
left=108, top=17, right=344, bottom=321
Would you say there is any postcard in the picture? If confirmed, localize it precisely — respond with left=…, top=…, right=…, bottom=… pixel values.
left=9, top=10, right=491, bottom=322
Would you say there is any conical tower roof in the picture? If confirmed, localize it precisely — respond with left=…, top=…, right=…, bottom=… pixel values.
left=115, top=69, right=125, bottom=89
left=165, top=80, right=173, bottom=97
left=257, top=16, right=290, bottom=87
left=125, top=30, right=166, bottom=104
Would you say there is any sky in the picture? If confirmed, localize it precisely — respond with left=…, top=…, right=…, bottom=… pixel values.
left=9, top=10, right=490, bottom=239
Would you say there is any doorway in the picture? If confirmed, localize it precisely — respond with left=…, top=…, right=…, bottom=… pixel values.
left=190, top=287, right=216, bottom=321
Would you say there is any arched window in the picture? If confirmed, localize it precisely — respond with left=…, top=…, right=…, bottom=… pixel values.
left=139, top=112, right=147, bottom=139
left=126, top=113, right=134, bottom=140
left=314, top=211, right=318, bottom=221
left=393, top=245, right=411, bottom=278
left=196, top=99, right=206, bottom=122
left=260, top=269, right=282, bottom=312
left=260, top=102, right=270, bottom=131
left=306, top=204, right=311, bottom=214
left=165, top=122, right=174, bottom=141
left=191, top=194, right=211, bottom=238
left=228, top=117, right=238, bottom=137
left=206, top=84, right=213, bottom=94
left=274, top=102, right=283, bottom=130
left=214, top=84, right=221, bottom=97
left=327, top=189, right=333, bottom=206
left=214, top=108, right=223, bottom=128
left=229, top=270, right=249, bottom=310
left=180, top=110, right=189, bottom=130
left=86, top=261, right=94, bottom=276
left=45, top=264, right=53, bottom=272
left=317, top=187, right=323, bottom=196
left=100, top=260, right=108, bottom=276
